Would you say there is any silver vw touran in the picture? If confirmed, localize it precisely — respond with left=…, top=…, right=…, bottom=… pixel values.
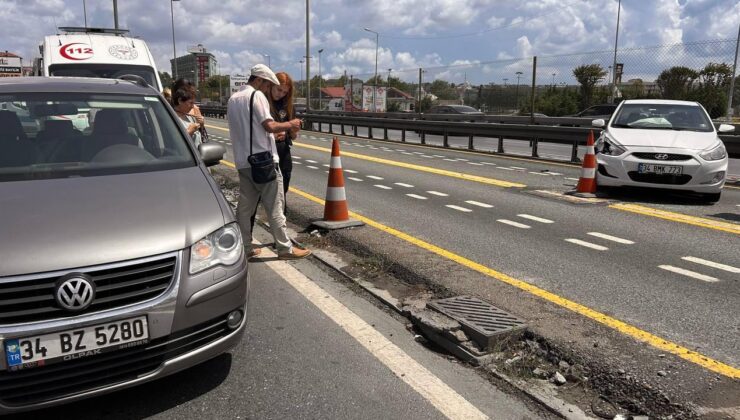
left=0, top=77, right=248, bottom=413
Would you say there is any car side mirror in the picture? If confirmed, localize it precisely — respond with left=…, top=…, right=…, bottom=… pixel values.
left=198, top=142, right=226, bottom=167
left=717, top=124, right=735, bottom=133
left=592, top=119, right=605, bottom=128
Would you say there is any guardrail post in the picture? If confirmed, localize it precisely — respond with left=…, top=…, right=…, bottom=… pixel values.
left=318, top=121, right=322, bottom=133
left=384, top=127, right=388, bottom=140
left=401, top=129, right=406, bottom=142
left=571, top=141, right=580, bottom=163
left=353, top=124, right=358, bottom=137
left=443, top=129, right=449, bottom=148
left=341, top=123, right=345, bottom=135
left=497, top=136, right=504, bottom=153
left=329, top=123, right=333, bottom=133
left=368, top=126, right=373, bottom=139
left=421, top=131, right=426, bottom=145
left=468, top=135, right=474, bottom=150
left=532, top=139, right=539, bottom=157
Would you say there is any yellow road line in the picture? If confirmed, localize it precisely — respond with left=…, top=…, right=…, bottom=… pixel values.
left=284, top=186, right=740, bottom=379
left=610, top=203, right=740, bottom=235
left=294, top=142, right=525, bottom=188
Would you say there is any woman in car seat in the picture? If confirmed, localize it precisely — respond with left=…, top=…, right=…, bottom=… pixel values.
left=172, top=88, right=202, bottom=146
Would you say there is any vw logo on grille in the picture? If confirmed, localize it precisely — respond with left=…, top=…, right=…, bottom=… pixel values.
left=55, top=275, right=95, bottom=311
left=654, top=153, right=670, bottom=160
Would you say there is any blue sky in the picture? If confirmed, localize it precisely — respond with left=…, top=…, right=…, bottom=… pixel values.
left=2, top=0, right=739, bottom=85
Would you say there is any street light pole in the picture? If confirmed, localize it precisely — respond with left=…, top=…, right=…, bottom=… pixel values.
left=263, top=54, right=270, bottom=67
left=305, top=0, right=311, bottom=111
left=318, top=49, right=324, bottom=110
left=299, top=60, right=304, bottom=97
left=611, top=0, right=622, bottom=102
left=387, top=68, right=392, bottom=90
left=551, top=73, right=556, bottom=87
left=170, top=0, right=179, bottom=80
left=515, top=71, right=522, bottom=110
left=364, top=28, right=379, bottom=112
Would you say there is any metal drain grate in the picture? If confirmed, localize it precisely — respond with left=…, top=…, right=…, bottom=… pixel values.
left=428, top=296, right=527, bottom=349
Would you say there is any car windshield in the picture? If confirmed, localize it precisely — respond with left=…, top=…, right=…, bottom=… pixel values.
left=0, top=92, right=195, bottom=182
left=451, top=106, right=480, bottom=113
left=611, top=104, right=713, bottom=132
left=49, top=64, right=158, bottom=89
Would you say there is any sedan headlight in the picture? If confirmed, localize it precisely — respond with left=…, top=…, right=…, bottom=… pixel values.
left=595, top=134, right=626, bottom=156
left=190, top=223, right=243, bottom=274
left=699, top=142, right=727, bottom=161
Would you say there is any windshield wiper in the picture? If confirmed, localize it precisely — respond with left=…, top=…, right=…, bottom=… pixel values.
left=611, top=124, right=632, bottom=128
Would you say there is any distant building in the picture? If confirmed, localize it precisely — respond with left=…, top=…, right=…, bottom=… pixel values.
left=170, top=44, right=217, bottom=88
left=386, top=87, right=415, bottom=112
left=0, top=52, right=23, bottom=78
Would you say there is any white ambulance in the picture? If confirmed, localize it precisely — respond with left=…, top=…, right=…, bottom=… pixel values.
left=34, top=27, right=163, bottom=92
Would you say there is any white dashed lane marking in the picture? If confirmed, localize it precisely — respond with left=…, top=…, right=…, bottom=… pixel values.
left=421, top=155, right=434, bottom=158
left=480, top=162, right=497, bottom=166
left=510, top=166, right=526, bottom=170
left=529, top=171, right=550, bottom=176
left=517, top=214, right=554, bottom=224
left=446, top=205, right=473, bottom=213
left=366, top=175, right=384, bottom=180
left=306, top=160, right=317, bottom=163
left=565, top=239, right=608, bottom=251
left=427, top=191, right=449, bottom=197
left=294, top=161, right=302, bottom=165
left=468, top=162, right=484, bottom=166
left=433, top=155, right=445, bottom=158
left=587, top=232, right=635, bottom=244
left=456, top=158, right=469, bottom=162
left=497, top=167, right=516, bottom=171
left=443, top=158, right=457, bottom=162
left=565, top=177, right=579, bottom=181
left=497, top=219, right=531, bottom=229
left=348, top=177, right=363, bottom=182
left=344, top=169, right=358, bottom=174
left=465, top=200, right=493, bottom=208
left=307, top=166, right=319, bottom=170
left=322, top=164, right=330, bottom=167
left=406, top=194, right=427, bottom=200
left=374, top=184, right=392, bottom=190
left=659, top=265, right=719, bottom=283
left=681, top=257, right=740, bottom=273
left=394, top=183, right=415, bottom=188
left=402, top=152, right=414, bottom=155
left=293, top=156, right=302, bottom=159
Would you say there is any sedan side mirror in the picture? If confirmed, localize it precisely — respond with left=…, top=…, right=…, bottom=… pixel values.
left=718, top=124, right=735, bottom=133
left=592, top=119, right=605, bottom=128
left=198, top=142, right=226, bottom=167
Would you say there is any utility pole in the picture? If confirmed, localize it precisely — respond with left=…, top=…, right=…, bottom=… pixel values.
left=727, top=23, right=740, bottom=121
left=418, top=68, right=423, bottom=114
left=170, top=0, right=179, bottom=80
left=83, top=0, right=88, bottom=27
left=611, top=0, right=622, bottom=103
left=318, top=48, right=324, bottom=110
left=299, top=60, right=304, bottom=97
left=305, top=0, right=311, bottom=111
left=515, top=71, right=523, bottom=111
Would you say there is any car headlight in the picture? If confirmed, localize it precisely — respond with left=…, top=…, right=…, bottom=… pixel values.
left=595, top=134, right=626, bottom=156
left=699, top=142, right=727, bottom=161
left=190, top=223, right=243, bottom=274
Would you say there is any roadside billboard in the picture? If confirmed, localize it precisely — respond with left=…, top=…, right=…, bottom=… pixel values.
left=0, top=56, right=22, bottom=78
left=230, top=75, right=248, bottom=94
left=361, top=86, right=386, bottom=112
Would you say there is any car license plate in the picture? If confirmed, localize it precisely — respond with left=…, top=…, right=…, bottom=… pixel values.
left=638, top=163, right=682, bottom=175
left=4, top=316, right=148, bottom=371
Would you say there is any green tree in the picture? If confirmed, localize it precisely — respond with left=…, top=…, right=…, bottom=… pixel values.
left=656, top=66, right=699, bottom=100
left=159, top=72, right=173, bottom=90
left=687, top=63, right=734, bottom=118
left=572, top=64, right=608, bottom=109
left=428, top=80, right=457, bottom=100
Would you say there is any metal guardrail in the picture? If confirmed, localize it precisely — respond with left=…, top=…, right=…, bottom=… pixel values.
left=299, top=112, right=740, bottom=161
left=200, top=106, right=739, bottom=160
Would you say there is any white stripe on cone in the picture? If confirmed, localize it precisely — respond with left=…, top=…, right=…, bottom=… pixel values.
left=326, top=186, right=347, bottom=201
left=586, top=146, right=595, bottom=155
left=330, top=156, right=342, bottom=168
left=581, top=168, right=596, bottom=178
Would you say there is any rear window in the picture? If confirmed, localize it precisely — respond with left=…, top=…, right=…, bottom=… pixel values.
left=0, top=92, right=195, bottom=182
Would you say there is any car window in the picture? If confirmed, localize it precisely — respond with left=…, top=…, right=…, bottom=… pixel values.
left=0, top=92, right=195, bottom=181
left=611, top=104, right=713, bottom=132
left=49, top=64, right=158, bottom=89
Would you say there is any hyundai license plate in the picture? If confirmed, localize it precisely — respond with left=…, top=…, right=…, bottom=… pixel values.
left=638, top=163, right=682, bottom=175
left=4, top=316, right=148, bottom=371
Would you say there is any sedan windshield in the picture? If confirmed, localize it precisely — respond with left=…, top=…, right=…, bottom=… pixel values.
left=611, top=104, right=713, bottom=132
left=0, top=93, right=195, bottom=182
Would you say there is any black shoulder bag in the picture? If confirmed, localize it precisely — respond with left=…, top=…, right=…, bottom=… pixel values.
left=246, top=91, right=277, bottom=184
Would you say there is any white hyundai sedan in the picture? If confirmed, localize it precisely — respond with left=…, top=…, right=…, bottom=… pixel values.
left=593, top=99, right=733, bottom=203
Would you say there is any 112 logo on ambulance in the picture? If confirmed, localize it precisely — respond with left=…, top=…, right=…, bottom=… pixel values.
left=59, top=43, right=94, bottom=61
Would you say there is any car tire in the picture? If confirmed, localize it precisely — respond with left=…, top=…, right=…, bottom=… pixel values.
left=700, top=192, right=721, bottom=203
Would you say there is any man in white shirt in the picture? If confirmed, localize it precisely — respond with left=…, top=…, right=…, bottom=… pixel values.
left=228, top=64, right=310, bottom=260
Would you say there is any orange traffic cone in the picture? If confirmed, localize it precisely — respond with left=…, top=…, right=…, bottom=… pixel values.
left=575, top=130, right=597, bottom=195
left=312, top=137, right=364, bottom=230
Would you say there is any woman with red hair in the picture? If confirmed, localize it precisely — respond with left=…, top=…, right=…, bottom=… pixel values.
left=269, top=72, right=299, bottom=207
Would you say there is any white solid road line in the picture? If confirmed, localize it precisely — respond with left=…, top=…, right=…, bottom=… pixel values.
left=374, top=184, right=393, bottom=190
left=394, top=183, right=415, bottom=188
left=261, top=248, right=488, bottom=420
left=307, top=166, right=318, bottom=169
left=659, top=265, right=719, bottom=283
left=427, top=191, right=449, bottom=197
left=682, top=256, right=740, bottom=273
left=497, top=219, right=531, bottom=229
left=446, top=205, right=473, bottom=213
left=587, top=232, right=635, bottom=245
left=407, top=194, right=428, bottom=200
left=348, top=177, right=364, bottom=182
left=565, top=239, right=608, bottom=251
left=465, top=200, right=494, bottom=208
left=367, top=175, right=384, bottom=180
left=517, top=214, right=554, bottom=224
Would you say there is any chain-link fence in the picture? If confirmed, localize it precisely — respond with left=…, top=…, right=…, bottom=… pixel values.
left=322, top=38, right=739, bottom=119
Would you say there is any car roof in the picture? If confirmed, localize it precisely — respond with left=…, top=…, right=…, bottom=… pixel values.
left=622, top=99, right=699, bottom=106
left=0, top=76, right=159, bottom=95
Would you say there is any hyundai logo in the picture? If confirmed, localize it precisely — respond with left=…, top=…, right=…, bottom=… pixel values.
left=55, top=275, right=95, bottom=311
left=654, top=153, right=669, bottom=160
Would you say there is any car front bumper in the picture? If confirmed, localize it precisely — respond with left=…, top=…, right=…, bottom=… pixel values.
left=596, top=147, right=728, bottom=194
left=0, top=250, right=249, bottom=414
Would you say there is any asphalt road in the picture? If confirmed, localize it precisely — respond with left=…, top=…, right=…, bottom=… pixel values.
left=9, top=225, right=550, bottom=420
left=205, top=117, right=739, bottom=370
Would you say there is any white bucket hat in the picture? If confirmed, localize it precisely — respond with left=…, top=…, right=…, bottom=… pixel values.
left=250, top=64, right=280, bottom=85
